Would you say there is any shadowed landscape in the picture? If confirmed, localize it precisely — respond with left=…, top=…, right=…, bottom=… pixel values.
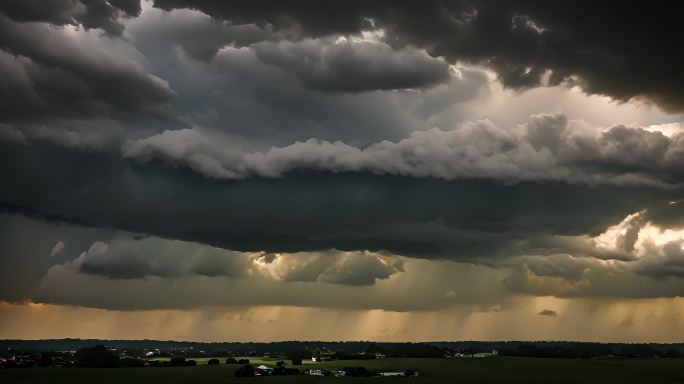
left=3, top=357, right=684, bottom=384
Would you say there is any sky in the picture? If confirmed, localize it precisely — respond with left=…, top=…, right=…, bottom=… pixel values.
left=1, top=0, right=684, bottom=343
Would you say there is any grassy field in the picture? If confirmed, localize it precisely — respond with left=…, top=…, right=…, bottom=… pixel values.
left=2, top=357, right=684, bottom=384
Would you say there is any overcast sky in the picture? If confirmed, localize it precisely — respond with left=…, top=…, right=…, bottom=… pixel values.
left=2, top=0, right=684, bottom=342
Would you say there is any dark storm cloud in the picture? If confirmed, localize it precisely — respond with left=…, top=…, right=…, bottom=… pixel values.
left=154, top=0, right=684, bottom=112
left=73, top=238, right=253, bottom=279
left=2, top=142, right=682, bottom=262
left=1, top=0, right=684, bottom=313
left=134, top=8, right=269, bottom=61
left=251, top=39, right=451, bottom=92
left=69, top=237, right=404, bottom=286
left=0, top=14, right=175, bottom=122
left=0, top=213, right=115, bottom=303
left=0, top=0, right=140, bottom=35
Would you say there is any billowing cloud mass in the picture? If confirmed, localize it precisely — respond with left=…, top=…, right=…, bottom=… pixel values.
left=0, top=13, right=175, bottom=121
left=69, top=236, right=403, bottom=285
left=250, top=38, right=451, bottom=92
left=154, top=0, right=684, bottom=112
left=0, top=0, right=140, bottom=35
left=122, top=114, right=684, bottom=186
left=2, top=1, right=684, bottom=342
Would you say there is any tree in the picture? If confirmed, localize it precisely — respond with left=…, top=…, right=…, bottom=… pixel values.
left=343, top=366, right=373, bottom=377
left=226, top=357, right=238, bottom=364
left=287, top=349, right=311, bottom=365
left=185, top=360, right=197, bottom=366
left=74, top=345, right=119, bottom=368
left=208, top=358, right=220, bottom=365
left=169, top=355, right=186, bottom=367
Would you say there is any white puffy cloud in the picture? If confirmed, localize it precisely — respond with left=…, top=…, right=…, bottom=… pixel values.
left=253, top=250, right=404, bottom=286
left=502, top=210, right=684, bottom=297
left=122, top=113, right=684, bottom=186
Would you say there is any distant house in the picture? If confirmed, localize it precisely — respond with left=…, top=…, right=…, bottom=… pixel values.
left=311, top=349, right=336, bottom=362
left=379, top=372, right=405, bottom=377
left=473, top=350, right=499, bottom=358
left=309, top=369, right=326, bottom=376
left=254, top=365, right=273, bottom=376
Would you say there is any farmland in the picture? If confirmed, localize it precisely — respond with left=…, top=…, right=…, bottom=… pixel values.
left=2, top=357, right=684, bottom=384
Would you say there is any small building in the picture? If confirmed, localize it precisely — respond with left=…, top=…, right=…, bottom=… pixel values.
left=254, top=364, right=273, bottom=376
left=311, top=350, right=336, bottom=362
left=379, top=372, right=405, bottom=377
left=474, top=350, right=499, bottom=358
left=332, top=370, right=346, bottom=377
left=309, top=369, right=327, bottom=376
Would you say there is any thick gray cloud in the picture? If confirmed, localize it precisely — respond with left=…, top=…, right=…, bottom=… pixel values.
left=153, top=0, right=684, bottom=112
left=131, top=7, right=269, bottom=61
left=0, top=14, right=175, bottom=122
left=0, top=0, right=139, bottom=35
left=4, top=209, right=684, bottom=312
left=0, top=124, right=27, bottom=145
left=73, top=238, right=252, bottom=279
left=124, top=9, right=490, bottom=147
left=633, top=241, right=684, bottom=279
left=251, top=38, right=451, bottom=92
left=68, top=236, right=403, bottom=285
left=4, top=140, right=683, bottom=263
left=122, top=114, right=684, bottom=187
left=0, top=213, right=115, bottom=303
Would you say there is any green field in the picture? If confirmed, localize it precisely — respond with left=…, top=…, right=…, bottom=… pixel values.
left=2, top=357, right=684, bottom=384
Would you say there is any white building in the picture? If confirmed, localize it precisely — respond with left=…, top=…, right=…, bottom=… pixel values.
left=379, top=372, right=405, bottom=377
left=473, top=350, right=499, bottom=358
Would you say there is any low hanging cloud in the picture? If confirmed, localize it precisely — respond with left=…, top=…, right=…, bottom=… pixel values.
left=502, top=211, right=684, bottom=298
left=254, top=250, right=404, bottom=286
left=122, top=113, right=684, bottom=187
left=69, top=236, right=404, bottom=286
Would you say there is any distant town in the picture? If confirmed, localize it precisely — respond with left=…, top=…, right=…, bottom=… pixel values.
left=2, top=339, right=684, bottom=377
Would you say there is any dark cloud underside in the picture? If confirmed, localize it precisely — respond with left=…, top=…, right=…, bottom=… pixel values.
left=2, top=143, right=681, bottom=260
left=153, top=0, right=684, bottom=112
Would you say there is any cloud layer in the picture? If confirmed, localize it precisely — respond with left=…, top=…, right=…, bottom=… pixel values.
left=1, top=1, right=684, bottom=338
left=123, top=114, right=684, bottom=187
left=70, top=236, right=403, bottom=286
left=154, top=0, right=684, bottom=112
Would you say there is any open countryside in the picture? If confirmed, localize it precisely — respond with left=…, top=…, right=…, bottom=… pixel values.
left=3, top=357, right=684, bottom=384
